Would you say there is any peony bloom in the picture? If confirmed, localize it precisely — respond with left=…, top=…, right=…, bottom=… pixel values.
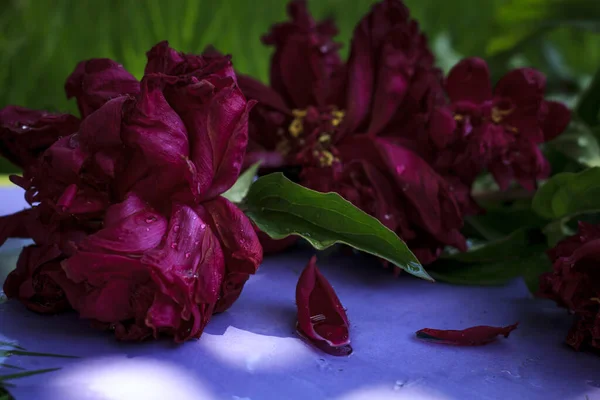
left=296, top=256, right=352, bottom=356
left=539, top=222, right=600, bottom=351
left=439, top=57, right=571, bottom=190
left=0, top=41, right=262, bottom=342
left=239, top=0, right=467, bottom=264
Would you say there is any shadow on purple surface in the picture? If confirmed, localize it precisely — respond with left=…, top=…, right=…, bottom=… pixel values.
left=1, top=243, right=600, bottom=400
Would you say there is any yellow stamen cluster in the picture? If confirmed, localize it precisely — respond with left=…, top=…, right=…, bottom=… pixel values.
left=591, top=297, right=600, bottom=304
left=491, top=106, right=513, bottom=124
left=289, top=109, right=307, bottom=138
left=331, top=110, right=345, bottom=127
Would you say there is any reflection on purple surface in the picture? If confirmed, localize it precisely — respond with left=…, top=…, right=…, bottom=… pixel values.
left=1, top=187, right=600, bottom=400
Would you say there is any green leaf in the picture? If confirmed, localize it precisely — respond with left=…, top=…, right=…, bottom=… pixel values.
left=532, top=167, right=600, bottom=219
left=430, top=228, right=551, bottom=292
left=576, top=66, right=600, bottom=127
left=243, top=173, right=430, bottom=280
left=1, top=351, right=77, bottom=359
left=0, top=343, right=24, bottom=351
left=222, top=161, right=261, bottom=204
left=0, top=365, right=24, bottom=371
left=0, top=385, right=15, bottom=400
left=0, top=368, right=60, bottom=382
left=546, top=122, right=600, bottom=168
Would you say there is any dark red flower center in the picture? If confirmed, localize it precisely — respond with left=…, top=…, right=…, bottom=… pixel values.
left=278, top=106, right=346, bottom=168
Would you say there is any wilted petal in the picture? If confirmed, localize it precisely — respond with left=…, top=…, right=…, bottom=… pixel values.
left=121, top=77, right=190, bottom=203
left=145, top=41, right=235, bottom=81
left=445, top=58, right=492, bottom=104
left=296, top=256, right=352, bottom=356
left=416, top=323, right=518, bottom=345
left=263, top=0, right=343, bottom=108
left=78, top=194, right=167, bottom=255
left=494, top=68, right=546, bottom=109
left=541, top=100, right=571, bottom=141
left=375, top=138, right=466, bottom=252
left=163, top=75, right=254, bottom=199
left=65, top=58, right=140, bottom=118
left=0, top=106, right=80, bottom=169
left=0, top=209, right=31, bottom=247
left=367, top=41, right=410, bottom=135
left=202, top=197, right=263, bottom=312
left=3, top=244, right=70, bottom=314
left=142, top=203, right=225, bottom=341
left=428, top=106, right=457, bottom=149
left=62, top=251, right=151, bottom=322
left=342, top=6, right=374, bottom=135
left=237, top=74, right=291, bottom=114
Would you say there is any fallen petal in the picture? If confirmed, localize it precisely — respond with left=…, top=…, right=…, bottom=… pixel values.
left=296, top=256, right=352, bottom=356
left=416, top=323, right=519, bottom=346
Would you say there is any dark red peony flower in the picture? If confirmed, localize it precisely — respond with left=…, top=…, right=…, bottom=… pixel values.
left=296, top=256, right=352, bottom=356
left=440, top=57, right=571, bottom=190
left=539, top=222, right=600, bottom=351
left=239, top=0, right=468, bottom=264
left=0, top=41, right=262, bottom=342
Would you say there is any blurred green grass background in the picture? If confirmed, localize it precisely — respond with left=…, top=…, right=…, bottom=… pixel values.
left=1, top=0, right=600, bottom=175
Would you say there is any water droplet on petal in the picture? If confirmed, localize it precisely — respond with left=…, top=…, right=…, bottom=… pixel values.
left=200, top=223, right=206, bottom=229
left=170, top=242, right=178, bottom=249
left=21, top=124, right=30, bottom=131
left=173, top=225, right=180, bottom=233
left=145, top=216, right=157, bottom=223
left=396, top=165, right=405, bottom=175
left=185, top=252, right=191, bottom=259
left=383, top=214, right=392, bottom=221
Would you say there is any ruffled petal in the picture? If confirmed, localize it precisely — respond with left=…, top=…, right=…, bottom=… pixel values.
left=65, top=58, right=140, bottom=118
left=0, top=106, right=80, bottom=169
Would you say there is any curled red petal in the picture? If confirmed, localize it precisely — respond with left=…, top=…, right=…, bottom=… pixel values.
left=65, top=58, right=140, bottom=118
left=296, top=256, right=352, bottom=356
left=416, top=323, right=519, bottom=346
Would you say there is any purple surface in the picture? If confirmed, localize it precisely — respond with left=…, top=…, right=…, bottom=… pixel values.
left=1, top=187, right=599, bottom=400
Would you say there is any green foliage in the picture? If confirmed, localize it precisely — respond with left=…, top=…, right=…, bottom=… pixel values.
left=244, top=173, right=431, bottom=280
left=576, top=66, right=600, bottom=127
left=532, top=167, right=600, bottom=219
left=430, top=228, right=551, bottom=292
left=222, top=162, right=261, bottom=204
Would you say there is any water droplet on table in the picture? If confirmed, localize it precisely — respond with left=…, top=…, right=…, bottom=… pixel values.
left=316, top=358, right=330, bottom=371
left=393, top=380, right=406, bottom=391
